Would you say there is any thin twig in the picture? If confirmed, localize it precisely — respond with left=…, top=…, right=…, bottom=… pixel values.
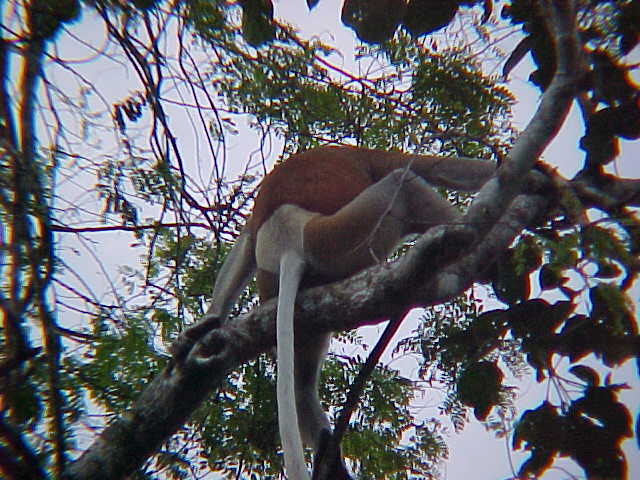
left=334, top=315, right=404, bottom=440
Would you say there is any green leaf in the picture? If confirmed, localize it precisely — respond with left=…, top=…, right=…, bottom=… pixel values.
left=513, top=402, right=562, bottom=477
left=457, top=361, right=503, bottom=421
left=538, top=264, right=563, bottom=290
left=402, top=0, right=459, bottom=37
left=569, top=365, right=600, bottom=386
left=6, top=379, right=42, bottom=425
left=341, top=0, right=406, bottom=44
left=240, top=0, right=276, bottom=47
left=492, top=251, right=530, bottom=305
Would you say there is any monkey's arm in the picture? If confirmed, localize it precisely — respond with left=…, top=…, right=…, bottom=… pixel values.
left=170, top=230, right=255, bottom=365
left=410, top=155, right=497, bottom=192
left=207, top=230, right=256, bottom=321
left=363, top=149, right=497, bottom=192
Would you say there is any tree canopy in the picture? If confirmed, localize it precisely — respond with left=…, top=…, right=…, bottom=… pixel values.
left=1, top=1, right=639, bottom=479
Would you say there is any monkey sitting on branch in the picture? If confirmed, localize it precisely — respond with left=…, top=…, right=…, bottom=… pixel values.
left=173, top=145, right=497, bottom=480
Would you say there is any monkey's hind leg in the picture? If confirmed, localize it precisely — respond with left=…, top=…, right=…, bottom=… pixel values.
left=312, top=428, right=352, bottom=480
left=294, top=333, right=331, bottom=449
left=304, top=168, right=463, bottom=277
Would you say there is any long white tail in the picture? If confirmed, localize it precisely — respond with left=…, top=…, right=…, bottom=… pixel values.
left=276, top=251, right=309, bottom=480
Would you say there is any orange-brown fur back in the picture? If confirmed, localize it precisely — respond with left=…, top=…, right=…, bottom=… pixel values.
left=250, top=147, right=371, bottom=237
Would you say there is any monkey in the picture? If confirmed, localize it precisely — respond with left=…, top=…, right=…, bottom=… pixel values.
left=175, top=145, right=496, bottom=480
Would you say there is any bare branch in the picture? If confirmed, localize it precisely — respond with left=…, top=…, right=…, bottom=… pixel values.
left=51, top=222, right=211, bottom=234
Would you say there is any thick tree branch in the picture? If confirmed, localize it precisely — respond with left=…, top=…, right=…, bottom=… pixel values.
left=0, top=37, right=17, bottom=149
left=466, top=0, right=582, bottom=236
left=64, top=185, right=559, bottom=480
left=573, top=174, right=640, bottom=210
left=10, top=8, right=67, bottom=476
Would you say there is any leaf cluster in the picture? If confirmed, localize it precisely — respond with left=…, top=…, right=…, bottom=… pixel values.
left=412, top=218, right=638, bottom=477
left=322, top=356, right=446, bottom=479
left=341, top=0, right=489, bottom=44
left=514, top=381, right=632, bottom=479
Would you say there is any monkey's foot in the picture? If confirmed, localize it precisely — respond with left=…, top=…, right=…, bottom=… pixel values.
left=168, top=315, right=221, bottom=369
left=312, top=428, right=352, bottom=480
